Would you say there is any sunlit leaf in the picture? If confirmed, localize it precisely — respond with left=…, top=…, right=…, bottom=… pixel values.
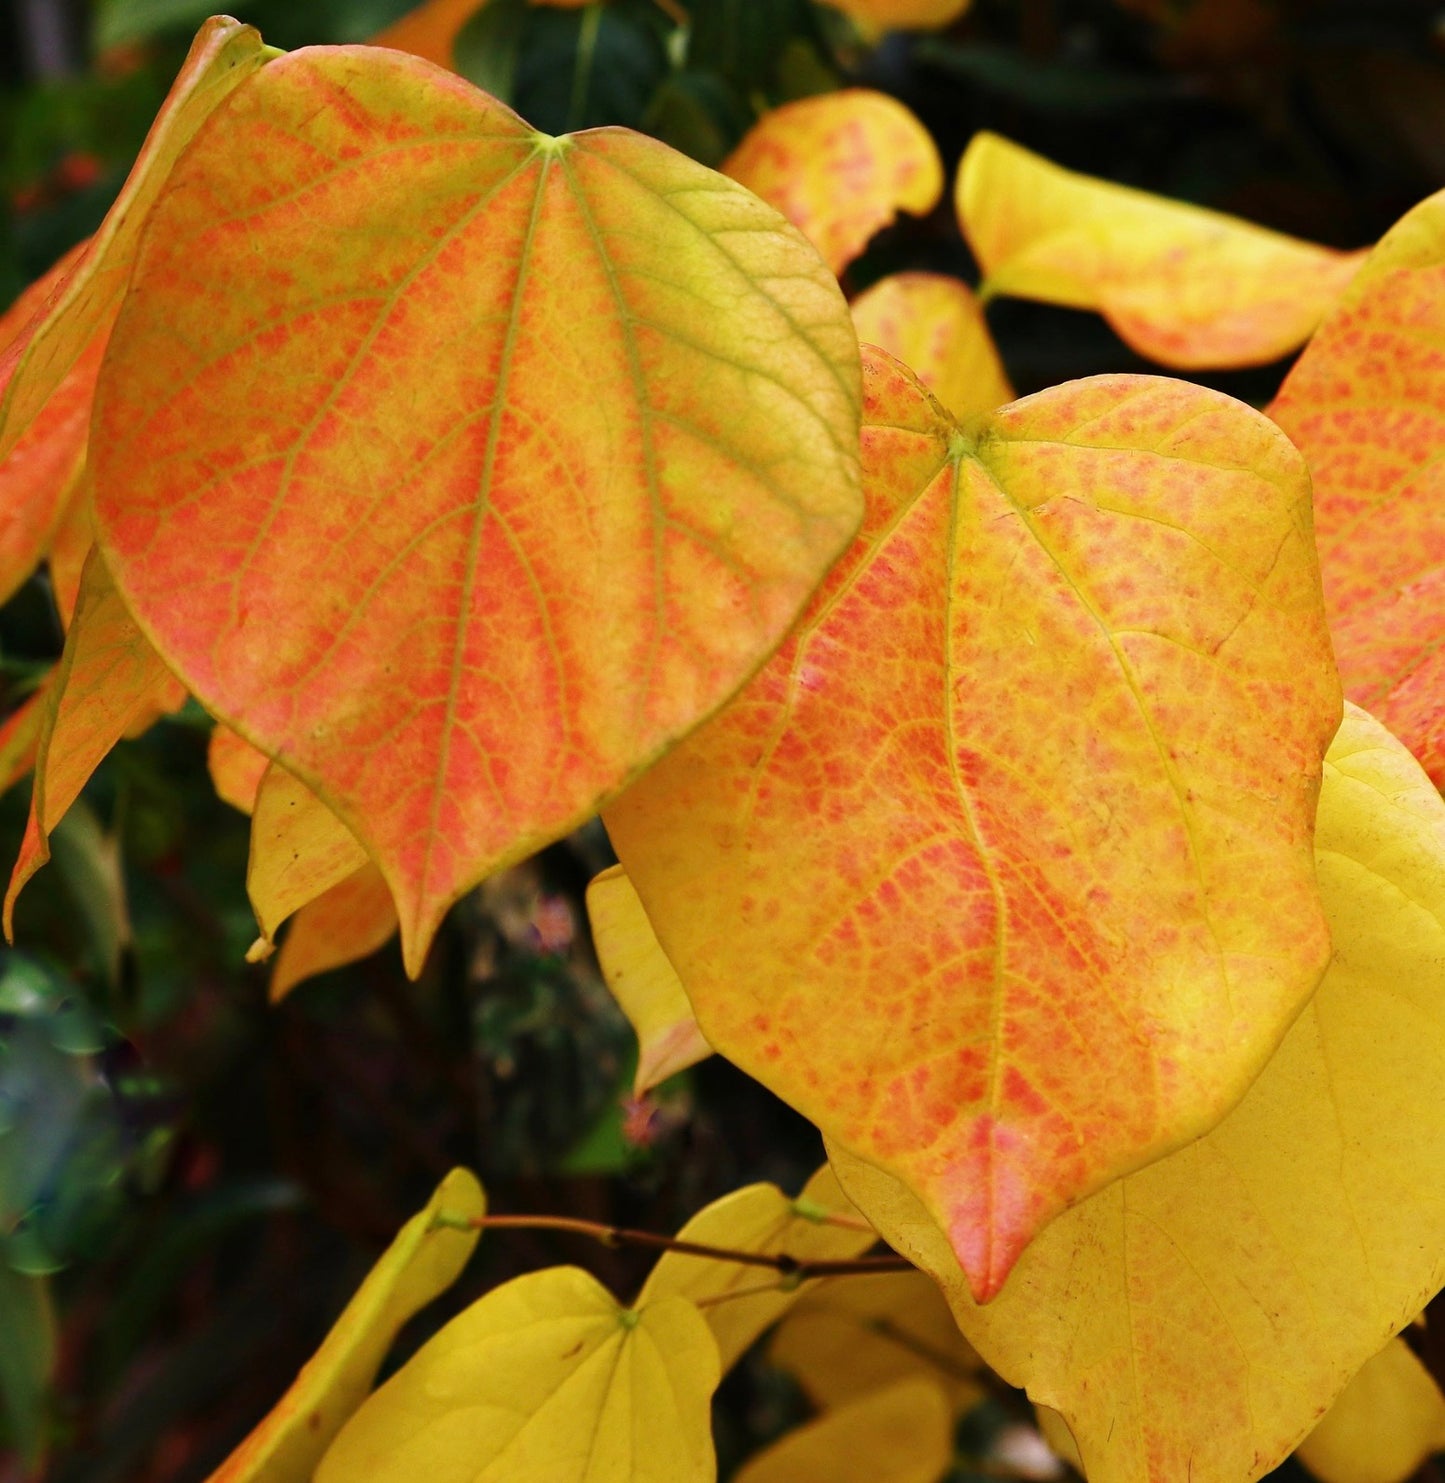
left=724, top=90, right=943, bottom=277
left=4, top=553, right=185, bottom=935
left=372, top=0, right=487, bottom=67
left=957, top=131, right=1366, bottom=368
left=314, top=1266, right=719, bottom=1483
left=1269, top=188, right=1445, bottom=785
left=850, top=271, right=1012, bottom=419
left=271, top=864, right=400, bottom=1001
left=206, top=1167, right=485, bottom=1483
left=248, top=764, right=370, bottom=945
left=734, top=1378, right=953, bottom=1483
left=829, top=703, right=1445, bottom=1483
left=639, top=1164, right=876, bottom=1369
left=607, top=347, right=1340, bottom=1300
left=91, top=45, right=862, bottom=979
left=1296, top=1337, right=1445, bottom=1483
left=769, top=1270, right=982, bottom=1416
left=586, top=863, right=711, bottom=1094
left=208, top=723, right=270, bottom=814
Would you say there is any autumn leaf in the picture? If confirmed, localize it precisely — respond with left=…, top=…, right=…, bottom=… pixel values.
left=270, top=864, right=400, bottom=1001
left=208, top=723, right=270, bottom=814
left=1269, top=187, right=1445, bottom=786
left=314, top=1266, right=719, bottom=1483
left=828, top=702, right=1445, bottom=1483
left=0, top=681, right=52, bottom=800
left=586, top=864, right=711, bottom=1094
left=957, top=131, right=1366, bottom=368
left=769, top=1270, right=982, bottom=1416
left=4, top=552, right=184, bottom=934
left=850, top=271, right=1013, bottom=419
left=207, top=1167, right=485, bottom=1483
left=371, top=0, right=487, bottom=67
left=723, top=90, right=943, bottom=277
left=734, top=1378, right=953, bottom=1483
left=638, top=1164, right=877, bottom=1369
left=606, top=346, right=1340, bottom=1301
left=45, top=477, right=92, bottom=630
left=89, top=44, right=863, bottom=979
left=827, top=0, right=971, bottom=28
left=1296, top=1338, right=1445, bottom=1483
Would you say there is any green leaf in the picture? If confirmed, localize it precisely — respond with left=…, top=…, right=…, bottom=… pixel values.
left=0, top=1265, right=55, bottom=1473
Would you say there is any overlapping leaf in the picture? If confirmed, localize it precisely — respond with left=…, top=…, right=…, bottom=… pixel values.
left=734, top=1379, right=953, bottom=1483
left=1296, top=1338, right=1445, bottom=1483
left=850, top=271, right=1012, bottom=420
left=638, top=1164, right=877, bottom=1368
left=208, top=723, right=270, bottom=814
left=587, top=864, right=711, bottom=1094
left=208, top=1167, right=484, bottom=1483
left=828, top=704, right=1445, bottom=1483
left=270, top=865, right=400, bottom=1001
left=90, top=45, right=862, bottom=978
left=957, top=131, right=1366, bottom=368
left=314, top=1266, right=719, bottom=1483
left=606, top=347, right=1340, bottom=1300
left=1269, top=188, right=1445, bottom=785
left=4, top=553, right=185, bottom=934
left=723, top=90, right=943, bottom=277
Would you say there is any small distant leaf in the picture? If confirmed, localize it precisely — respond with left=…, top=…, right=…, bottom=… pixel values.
left=639, top=1164, right=876, bottom=1369
left=734, top=1378, right=953, bottom=1483
left=207, top=1167, right=485, bottom=1483
left=607, top=348, right=1340, bottom=1301
left=724, top=90, right=943, bottom=276
left=4, top=552, right=184, bottom=937
left=850, top=272, right=1012, bottom=419
left=270, top=864, right=399, bottom=1002
left=1269, top=187, right=1445, bottom=785
left=828, top=704, right=1445, bottom=1483
left=1296, top=1338, right=1445, bottom=1483
left=372, top=0, right=489, bottom=67
left=957, top=131, right=1367, bottom=368
left=769, top=1269, right=983, bottom=1415
left=827, top=0, right=971, bottom=29
left=91, top=45, right=862, bottom=979
left=315, top=1266, right=719, bottom=1483
left=0, top=1266, right=55, bottom=1475
left=247, top=764, right=370, bottom=945
left=586, top=864, right=711, bottom=1095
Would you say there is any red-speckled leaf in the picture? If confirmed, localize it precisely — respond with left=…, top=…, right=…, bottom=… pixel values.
left=724, top=90, right=942, bottom=277
left=606, top=347, right=1340, bottom=1300
left=957, top=131, right=1366, bottom=369
left=1270, top=188, right=1445, bottom=785
left=270, top=863, right=399, bottom=1001
left=850, top=272, right=1013, bottom=420
left=91, top=46, right=862, bottom=978
left=4, top=552, right=184, bottom=933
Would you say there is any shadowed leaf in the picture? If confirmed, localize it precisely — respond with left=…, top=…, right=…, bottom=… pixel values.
left=270, top=864, right=399, bottom=1001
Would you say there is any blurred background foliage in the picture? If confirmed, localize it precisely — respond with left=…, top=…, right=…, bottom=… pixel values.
left=1, top=1, right=1444, bottom=1480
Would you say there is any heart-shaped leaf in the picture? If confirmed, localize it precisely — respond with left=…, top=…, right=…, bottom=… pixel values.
left=828, top=703, right=1445, bottom=1483
left=957, top=131, right=1367, bottom=368
left=90, top=45, right=862, bottom=977
left=606, top=347, right=1340, bottom=1299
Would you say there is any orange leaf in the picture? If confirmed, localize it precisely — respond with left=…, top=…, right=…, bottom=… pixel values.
left=371, top=0, right=486, bottom=67
left=826, top=0, right=972, bottom=29
left=4, top=551, right=184, bottom=934
left=957, top=131, right=1367, bottom=368
left=91, top=46, right=862, bottom=977
left=270, top=863, right=400, bottom=1002
left=850, top=272, right=1012, bottom=419
left=605, top=347, right=1340, bottom=1300
left=248, top=763, right=370, bottom=945
left=46, top=478, right=92, bottom=629
left=1269, top=188, right=1445, bottom=785
left=208, top=723, right=270, bottom=814
left=724, top=91, right=943, bottom=277
left=0, top=681, right=52, bottom=799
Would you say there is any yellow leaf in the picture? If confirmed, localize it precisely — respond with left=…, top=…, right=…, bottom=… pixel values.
left=606, top=348, right=1340, bottom=1301
left=829, top=702, right=1445, bottom=1483
left=827, top=0, right=970, bottom=28
left=850, top=271, right=1013, bottom=419
left=956, top=131, right=1366, bottom=368
left=1297, top=1338, right=1445, bottom=1483
left=769, top=1270, right=982, bottom=1416
left=315, top=1267, right=719, bottom=1483
left=638, top=1165, right=876, bottom=1370
left=586, top=864, right=711, bottom=1094
left=248, top=762, right=371, bottom=944
left=734, top=1378, right=953, bottom=1483
left=206, top=1167, right=484, bottom=1483
left=724, top=90, right=943, bottom=276
left=271, top=863, right=400, bottom=1001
